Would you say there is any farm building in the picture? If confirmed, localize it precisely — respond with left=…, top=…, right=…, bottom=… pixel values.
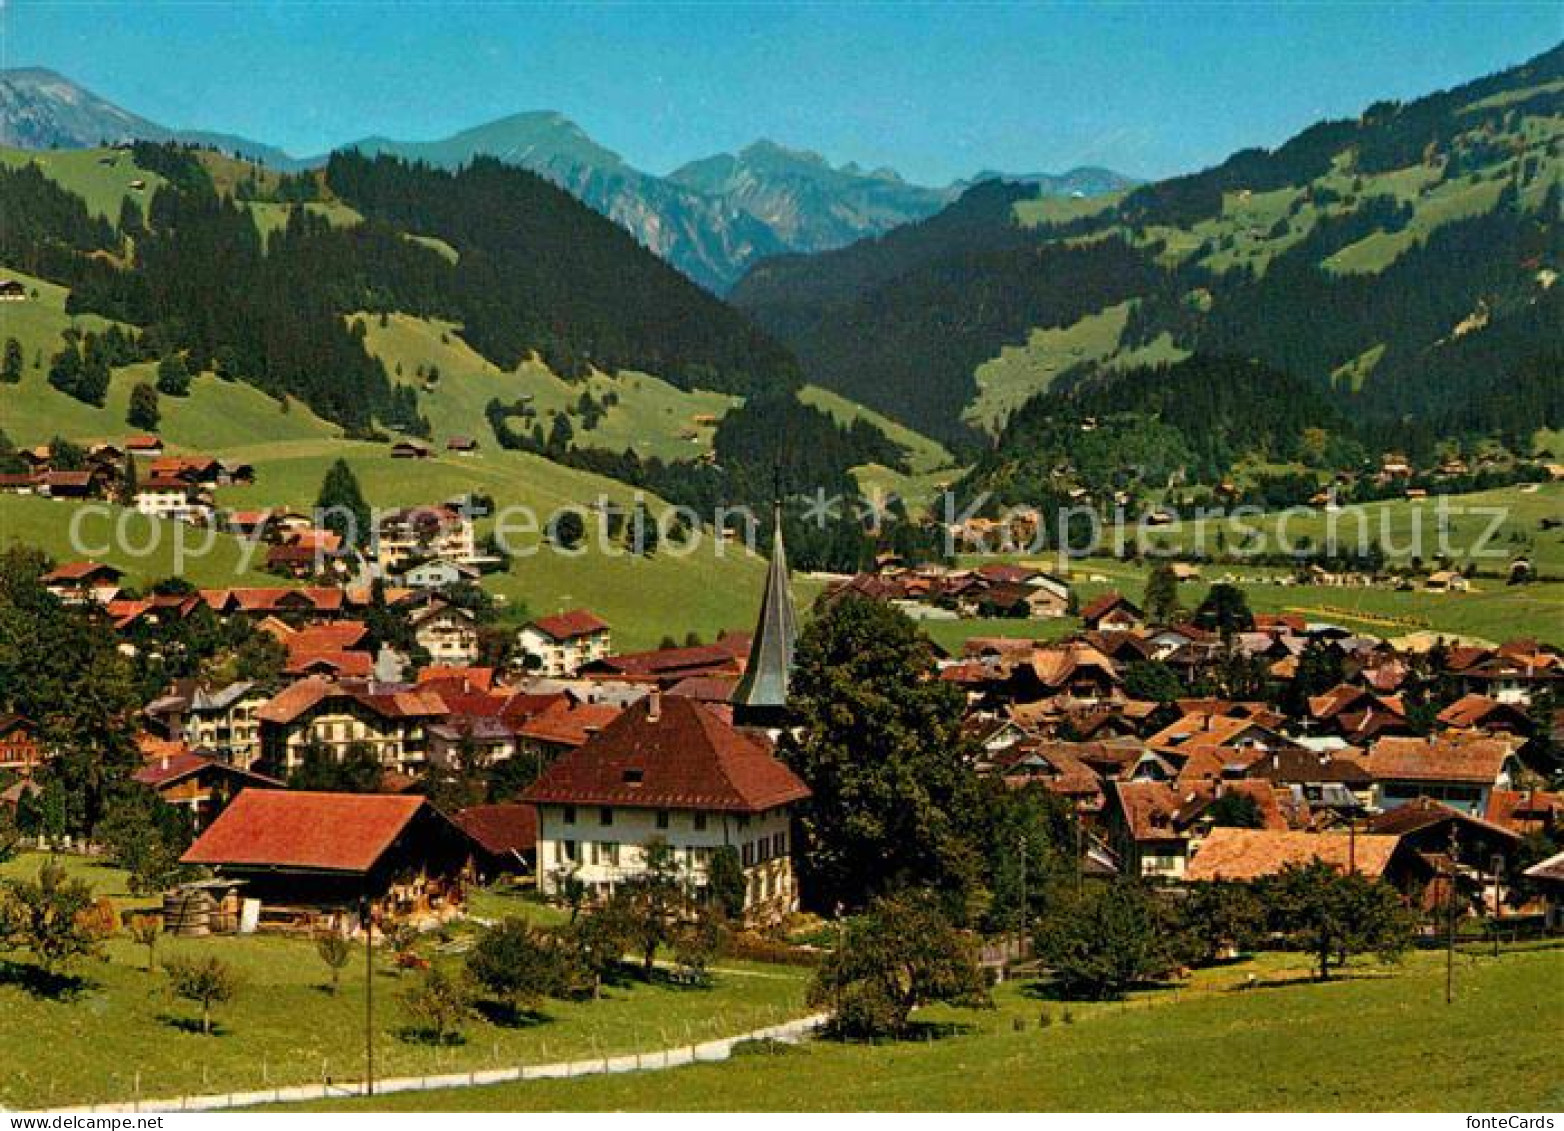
left=180, top=789, right=475, bottom=929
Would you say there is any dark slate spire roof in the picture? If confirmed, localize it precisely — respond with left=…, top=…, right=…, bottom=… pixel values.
left=732, top=500, right=797, bottom=722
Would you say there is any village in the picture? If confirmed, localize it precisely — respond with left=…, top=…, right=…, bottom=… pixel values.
left=0, top=413, right=1562, bottom=1112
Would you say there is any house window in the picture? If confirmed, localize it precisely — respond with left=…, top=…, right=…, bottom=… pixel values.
left=599, top=806, right=613, bottom=827
left=603, top=842, right=620, bottom=866
left=563, top=806, right=576, bottom=826
left=656, top=809, right=670, bottom=830
left=559, top=839, right=577, bottom=863
left=742, top=842, right=753, bottom=867
left=773, top=831, right=786, bottom=856
left=693, top=812, right=708, bottom=832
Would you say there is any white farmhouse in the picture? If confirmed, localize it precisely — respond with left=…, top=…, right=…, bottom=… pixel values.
left=522, top=692, right=810, bottom=924
left=516, top=609, right=612, bottom=676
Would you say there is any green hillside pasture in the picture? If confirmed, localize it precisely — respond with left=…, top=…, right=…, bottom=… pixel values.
left=0, top=852, right=808, bottom=1110
left=215, top=439, right=821, bottom=650
left=0, top=494, right=279, bottom=590
left=1325, top=175, right=1508, bottom=274
left=965, top=302, right=1132, bottom=435
left=359, top=313, right=739, bottom=462
left=1330, top=343, right=1387, bottom=391
left=0, top=265, right=119, bottom=377
left=2, top=358, right=340, bottom=450
left=0, top=145, right=165, bottom=221
left=1533, top=428, right=1564, bottom=459
left=1157, top=483, right=1564, bottom=576
left=273, top=945, right=1563, bottom=1112
left=926, top=552, right=1563, bottom=649
left=798, top=384, right=953, bottom=475
left=245, top=200, right=365, bottom=240
left=848, top=462, right=964, bottom=518
left=1012, top=190, right=1125, bottom=228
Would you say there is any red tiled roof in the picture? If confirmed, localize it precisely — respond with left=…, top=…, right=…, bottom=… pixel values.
left=1485, top=788, right=1564, bottom=833
left=498, top=691, right=570, bottom=725
left=1080, top=590, right=1137, bottom=624
left=530, top=609, right=610, bottom=641
left=133, top=750, right=281, bottom=790
left=1187, top=828, right=1399, bottom=881
left=280, top=622, right=370, bottom=652
left=284, top=650, right=374, bottom=678
left=451, top=803, right=538, bottom=857
left=516, top=699, right=621, bottom=748
left=1437, top=694, right=1531, bottom=730
left=181, top=790, right=428, bottom=872
left=665, top=675, right=738, bottom=703
left=1364, top=796, right=1519, bottom=842
left=1109, top=780, right=1187, bottom=843
left=583, top=636, right=750, bottom=683
left=1365, top=735, right=1519, bottom=785
left=256, top=679, right=445, bottom=725
left=43, top=560, right=121, bottom=582
left=418, top=666, right=496, bottom=692
left=522, top=694, right=809, bottom=813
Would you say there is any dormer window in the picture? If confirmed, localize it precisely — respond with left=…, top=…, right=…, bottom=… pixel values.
left=622, top=768, right=644, bottom=785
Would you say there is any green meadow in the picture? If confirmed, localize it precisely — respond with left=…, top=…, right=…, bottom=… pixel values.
left=0, top=854, right=809, bottom=1111
left=0, top=495, right=279, bottom=591
left=275, top=944, right=1564, bottom=1112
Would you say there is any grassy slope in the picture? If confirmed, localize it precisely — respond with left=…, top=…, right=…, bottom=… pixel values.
left=1156, top=482, right=1564, bottom=575
left=967, top=94, right=1561, bottom=429
left=0, top=265, right=118, bottom=378
left=917, top=546, right=1564, bottom=652
left=965, top=301, right=1133, bottom=434
left=798, top=384, right=961, bottom=512
left=359, top=313, right=741, bottom=463
left=0, top=854, right=808, bottom=1110
left=0, top=495, right=279, bottom=590
left=215, top=438, right=822, bottom=649
left=0, top=146, right=165, bottom=221
left=279, top=945, right=1562, bottom=1112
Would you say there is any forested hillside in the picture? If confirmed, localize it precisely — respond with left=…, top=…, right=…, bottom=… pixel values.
left=0, top=142, right=801, bottom=434
left=733, top=42, right=1564, bottom=461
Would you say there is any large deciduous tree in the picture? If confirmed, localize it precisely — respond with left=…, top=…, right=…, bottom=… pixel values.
left=1262, top=860, right=1414, bottom=981
left=1033, top=879, right=1189, bottom=1000
left=783, top=596, right=984, bottom=916
left=808, top=894, right=990, bottom=1039
left=0, top=548, right=141, bottom=835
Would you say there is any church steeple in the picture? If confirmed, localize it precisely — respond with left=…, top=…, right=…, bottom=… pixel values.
left=731, top=495, right=797, bottom=727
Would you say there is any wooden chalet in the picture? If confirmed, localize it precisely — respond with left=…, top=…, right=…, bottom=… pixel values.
left=180, top=790, right=475, bottom=929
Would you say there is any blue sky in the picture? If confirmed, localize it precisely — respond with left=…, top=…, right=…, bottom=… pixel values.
left=4, top=2, right=1560, bottom=183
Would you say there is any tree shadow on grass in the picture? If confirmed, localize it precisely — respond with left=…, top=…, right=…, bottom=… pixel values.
left=0, top=958, right=91, bottom=1000
left=1018, top=976, right=1182, bottom=1004
left=155, top=1012, right=228, bottom=1037
left=819, top=1019, right=977, bottom=1045
left=394, top=1025, right=468, bottom=1047
left=645, top=967, right=716, bottom=992
left=472, top=999, right=553, bottom=1029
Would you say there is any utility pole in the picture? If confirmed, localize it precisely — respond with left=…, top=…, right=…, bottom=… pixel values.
left=1445, top=826, right=1459, bottom=1006
left=362, top=894, right=375, bottom=1096
left=1490, top=852, right=1504, bottom=959
left=1017, top=833, right=1028, bottom=959
left=1075, top=802, right=1086, bottom=894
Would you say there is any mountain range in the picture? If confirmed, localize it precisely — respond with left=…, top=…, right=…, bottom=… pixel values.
left=0, top=67, right=1136, bottom=290
left=733, top=41, right=1564, bottom=452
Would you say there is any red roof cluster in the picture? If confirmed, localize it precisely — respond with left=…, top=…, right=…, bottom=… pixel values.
left=181, top=790, right=430, bottom=872
left=523, top=694, right=809, bottom=813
